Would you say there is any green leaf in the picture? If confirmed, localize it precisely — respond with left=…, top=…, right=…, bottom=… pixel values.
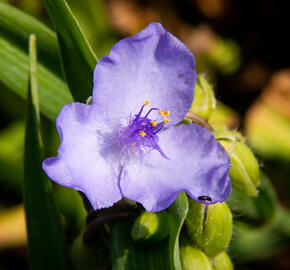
left=0, top=2, right=62, bottom=76
left=168, top=192, right=189, bottom=270
left=110, top=193, right=188, bottom=270
left=23, top=35, right=71, bottom=270
left=42, top=0, right=97, bottom=102
left=0, top=36, right=72, bottom=120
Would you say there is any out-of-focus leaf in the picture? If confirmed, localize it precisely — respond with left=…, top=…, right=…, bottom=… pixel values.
left=23, top=35, right=71, bottom=269
left=42, top=0, right=97, bottom=102
left=110, top=193, right=188, bottom=270
left=246, top=103, right=290, bottom=161
left=227, top=172, right=277, bottom=225
left=0, top=36, right=72, bottom=120
left=67, top=0, right=117, bottom=57
left=0, top=205, right=26, bottom=249
left=0, top=2, right=62, bottom=76
left=0, top=121, right=24, bottom=191
left=229, top=207, right=290, bottom=263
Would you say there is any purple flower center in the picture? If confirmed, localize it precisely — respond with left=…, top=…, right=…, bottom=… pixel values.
left=117, top=100, right=170, bottom=160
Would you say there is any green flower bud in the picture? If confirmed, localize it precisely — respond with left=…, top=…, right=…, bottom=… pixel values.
left=214, top=129, right=245, bottom=143
left=131, top=211, right=169, bottom=242
left=180, top=245, right=213, bottom=270
left=190, top=75, right=216, bottom=120
left=213, top=251, right=233, bottom=270
left=219, top=140, right=260, bottom=196
left=185, top=200, right=233, bottom=257
left=208, top=102, right=240, bottom=130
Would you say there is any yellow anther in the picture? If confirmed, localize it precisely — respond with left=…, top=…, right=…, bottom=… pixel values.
left=150, top=121, right=157, bottom=127
left=159, top=109, right=170, bottom=117
left=163, top=110, right=170, bottom=116
left=145, top=100, right=149, bottom=106
left=163, top=118, right=170, bottom=124
left=139, top=130, right=146, bottom=137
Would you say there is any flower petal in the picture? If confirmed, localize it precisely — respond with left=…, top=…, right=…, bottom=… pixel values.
left=93, top=22, right=196, bottom=125
left=42, top=102, right=122, bottom=209
left=120, top=124, right=231, bottom=212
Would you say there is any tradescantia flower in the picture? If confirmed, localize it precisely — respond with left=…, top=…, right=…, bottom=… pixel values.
left=43, top=23, right=231, bottom=212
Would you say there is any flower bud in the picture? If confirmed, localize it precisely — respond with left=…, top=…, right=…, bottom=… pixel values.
left=131, top=211, right=169, bottom=242
left=180, top=245, right=213, bottom=270
left=190, top=75, right=216, bottom=120
left=185, top=200, right=233, bottom=257
left=208, top=102, right=240, bottom=130
left=213, top=251, right=233, bottom=270
left=214, top=129, right=245, bottom=143
left=219, top=140, right=260, bottom=196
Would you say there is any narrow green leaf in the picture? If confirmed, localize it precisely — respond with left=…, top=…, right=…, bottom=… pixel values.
left=110, top=193, right=188, bottom=270
left=0, top=2, right=62, bottom=76
left=168, top=192, right=189, bottom=270
left=42, top=0, right=98, bottom=102
left=23, top=35, right=71, bottom=270
left=0, top=36, right=72, bottom=120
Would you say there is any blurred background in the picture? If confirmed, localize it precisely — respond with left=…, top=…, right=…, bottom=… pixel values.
left=0, top=0, right=289, bottom=269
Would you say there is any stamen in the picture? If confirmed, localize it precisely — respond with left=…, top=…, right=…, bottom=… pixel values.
left=150, top=121, right=157, bottom=127
left=163, top=110, right=170, bottom=116
left=163, top=118, right=170, bottom=124
left=159, top=110, right=165, bottom=116
left=139, top=130, right=146, bottom=137
left=144, top=100, right=149, bottom=106
left=144, top=108, right=159, bottom=118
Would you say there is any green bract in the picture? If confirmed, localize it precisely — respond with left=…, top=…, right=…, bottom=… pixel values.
left=220, top=140, right=260, bottom=196
left=189, top=75, right=216, bottom=120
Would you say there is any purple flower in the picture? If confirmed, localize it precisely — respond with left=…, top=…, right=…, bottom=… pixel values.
left=43, top=23, right=231, bottom=212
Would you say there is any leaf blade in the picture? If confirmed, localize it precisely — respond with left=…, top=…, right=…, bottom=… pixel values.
left=0, top=36, right=72, bottom=120
left=23, top=34, right=72, bottom=270
left=0, top=2, right=62, bottom=76
left=42, top=0, right=97, bottom=102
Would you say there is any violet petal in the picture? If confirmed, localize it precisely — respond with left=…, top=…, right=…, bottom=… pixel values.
left=120, top=123, right=231, bottom=212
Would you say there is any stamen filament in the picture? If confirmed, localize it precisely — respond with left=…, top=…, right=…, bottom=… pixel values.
left=144, top=108, right=159, bottom=118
